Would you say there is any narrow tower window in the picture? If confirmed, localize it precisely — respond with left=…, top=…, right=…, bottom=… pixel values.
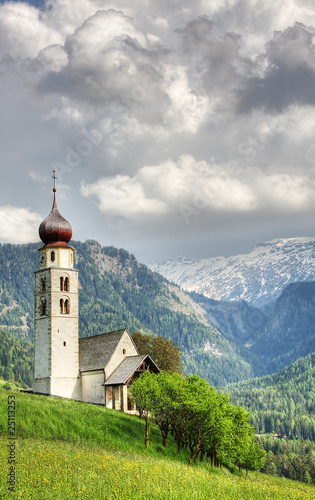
left=65, top=299, right=70, bottom=314
left=50, top=251, right=56, bottom=263
left=60, top=299, right=64, bottom=314
left=41, top=298, right=46, bottom=316
left=41, top=278, right=46, bottom=293
left=60, top=276, right=70, bottom=292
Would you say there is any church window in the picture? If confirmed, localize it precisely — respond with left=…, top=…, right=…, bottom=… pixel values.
left=41, top=278, right=46, bottom=293
left=60, top=276, right=70, bottom=292
left=63, top=341, right=67, bottom=347
left=50, top=251, right=56, bottom=263
left=64, top=277, right=69, bottom=291
left=41, top=298, right=46, bottom=316
left=65, top=299, right=70, bottom=314
left=123, top=349, right=126, bottom=354
left=60, top=298, right=70, bottom=314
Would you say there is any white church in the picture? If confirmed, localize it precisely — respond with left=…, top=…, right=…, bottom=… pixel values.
left=32, top=184, right=159, bottom=411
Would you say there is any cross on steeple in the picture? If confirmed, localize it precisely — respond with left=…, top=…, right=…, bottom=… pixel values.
left=52, top=170, right=57, bottom=192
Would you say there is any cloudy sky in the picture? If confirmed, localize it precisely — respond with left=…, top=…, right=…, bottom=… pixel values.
left=1, top=0, right=315, bottom=264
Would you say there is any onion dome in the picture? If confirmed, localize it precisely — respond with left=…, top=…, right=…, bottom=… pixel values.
left=39, top=192, right=72, bottom=247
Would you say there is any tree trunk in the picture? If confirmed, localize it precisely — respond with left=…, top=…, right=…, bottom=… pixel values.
left=157, top=420, right=169, bottom=448
left=145, top=416, right=149, bottom=449
left=194, top=450, right=200, bottom=464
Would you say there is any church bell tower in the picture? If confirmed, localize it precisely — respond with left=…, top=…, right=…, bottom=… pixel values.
left=33, top=174, right=80, bottom=399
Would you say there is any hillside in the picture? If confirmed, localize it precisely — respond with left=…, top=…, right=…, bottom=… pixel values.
left=227, top=352, right=315, bottom=439
left=0, top=241, right=260, bottom=386
left=226, top=353, right=315, bottom=483
left=0, top=390, right=314, bottom=498
left=191, top=280, right=315, bottom=375
left=0, top=330, right=33, bottom=388
left=150, top=237, right=315, bottom=307
left=250, top=282, right=315, bottom=373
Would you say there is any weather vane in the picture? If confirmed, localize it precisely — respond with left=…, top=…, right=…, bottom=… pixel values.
left=52, top=170, right=57, bottom=192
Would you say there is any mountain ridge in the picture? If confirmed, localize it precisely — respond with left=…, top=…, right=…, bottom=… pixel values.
left=149, top=237, right=315, bottom=307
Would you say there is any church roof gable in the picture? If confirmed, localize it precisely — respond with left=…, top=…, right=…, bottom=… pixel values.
left=79, top=329, right=130, bottom=372
left=103, top=355, right=159, bottom=386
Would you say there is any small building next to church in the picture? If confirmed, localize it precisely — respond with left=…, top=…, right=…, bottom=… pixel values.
left=32, top=185, right=159, bottom=411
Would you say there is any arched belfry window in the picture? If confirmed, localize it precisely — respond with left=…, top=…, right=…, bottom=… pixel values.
left=50, top=251, right=56, bottom=263
left=60, top=276, right=70, bottom=292
left=41, top=298, right=46, bottom=316
left=65, top=299, right=70, bottom=314
left=60, top=298, right=70, bottom=314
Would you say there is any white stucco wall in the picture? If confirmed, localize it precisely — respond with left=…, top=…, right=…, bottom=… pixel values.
left=105, top=331, right=138, bottom=380
left=38, top=247, right=74, bottom=270
left=50, top=376, right=81, bottom=400
left=33, top=263, right=80, bottom=399
left=81, top=370, right=105, bottom=404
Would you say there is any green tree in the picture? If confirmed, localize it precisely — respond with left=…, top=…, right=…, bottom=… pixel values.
left=229, top=405, right=254, bottom=469
left=241, top=440, right=266, bottom=476
left=304, top=470, right=312, bottom=484
left=132, top=332, right=182, bottom=374
left=152, top=371, right=184, bottom=447
left=130, top=371, right=159, bottom=448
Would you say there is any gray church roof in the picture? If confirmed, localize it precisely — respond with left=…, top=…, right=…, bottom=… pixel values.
left=79, top=329, right=128, bottom=372
left=103, top=355, right=159, bottom=386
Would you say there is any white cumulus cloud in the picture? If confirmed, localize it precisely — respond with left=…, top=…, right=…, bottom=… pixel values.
left=0, top=206, right=42, bottom=244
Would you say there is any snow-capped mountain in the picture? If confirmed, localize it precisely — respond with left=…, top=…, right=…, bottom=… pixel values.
left=150, top=237, right=315, bottom=307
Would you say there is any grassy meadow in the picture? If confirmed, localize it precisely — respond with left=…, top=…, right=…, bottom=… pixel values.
left=0, top=390, right=314, bottom=499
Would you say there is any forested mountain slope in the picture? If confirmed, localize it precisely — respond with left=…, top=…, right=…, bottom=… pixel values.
left=0, top=241, right=260, bottom=386
left=191, top=281, right=315, bottom=375
left=227, top=352, right=315, bottom=439
left=226, top=352, right=315, bottom=483
left=0, top=329, right=33, bottom=388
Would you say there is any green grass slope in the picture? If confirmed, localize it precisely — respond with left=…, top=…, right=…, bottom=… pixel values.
left=0, top=391, right=314, bottom=499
